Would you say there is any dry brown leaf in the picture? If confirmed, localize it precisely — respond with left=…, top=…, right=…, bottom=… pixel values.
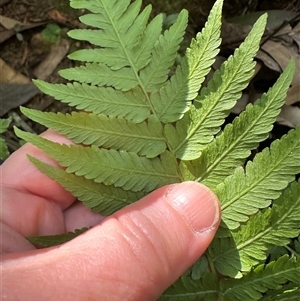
left=33, top=39, right=70, bottom=80
left=48, top=9, right=85, bottom=29
left=286, top=83, right=300, bottom=105
left=221, top=21, right=251, bottom=46
left=256, top=50, right=282, bottom=72
left=228, top=10, right=298, bottom=30
left=0, top=58, right=29, bottom=84
left=0, top=58, right=40, bottom=116
left=0, top=83, right=40, bottom=116
left=0, top=15, right=45, bottom=43
left=0, top=15, right=21, bottom=30
left=289, top=22, right=300, bottom=51
left=261, top=41, right=295, bottom=71
left=277, top=105, right=300, bottom=128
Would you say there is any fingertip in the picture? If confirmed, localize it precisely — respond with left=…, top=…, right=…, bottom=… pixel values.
left=165, top=181, right=221, bottom=234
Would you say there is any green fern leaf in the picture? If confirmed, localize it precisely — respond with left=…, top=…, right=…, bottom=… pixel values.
left=21, top=108, right=166, bottom=158
left=159, top=273, right=218, bottom=301
left=140, top=9, right=188, bottom=92
left=59, top=63, right=137, bottom=91
left=217, top=126, right=300, bottom=229
left=152, top=0, right=222, bottom=123
left=182, top=59, right=296, bottom=188
left=16, top=1, right=300, bottom=299
left=70, top=0, right=129, bottom=14
left=28, top=156, right=144, bottom=214
left=261, top=286, right=300, bottom=301
left=188, top=255, right=209, bottom=280
left=27, top=227, right=90, bottom=247
left=0, top=117, right=12, bottom=160
left=220, top=255, right=300, bottom=301
left=68, top=1, right=152, bottom=70
left=32, top=81, right=150, bottom=122
left=165, top=13, right=267, bottom=160
left=210, top=180, right=300, bottom=277
left=15, top=128, right=180, bottom=192
left=130, top=13, right=164, bottom=70
left=66, top=0, right=187, bottom=95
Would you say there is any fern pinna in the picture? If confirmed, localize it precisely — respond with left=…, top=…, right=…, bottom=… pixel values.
left=16, top=0, right=300, bottom=300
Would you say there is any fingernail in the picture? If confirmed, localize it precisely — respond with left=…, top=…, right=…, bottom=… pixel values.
left=166, top=181, right=220, bottom=234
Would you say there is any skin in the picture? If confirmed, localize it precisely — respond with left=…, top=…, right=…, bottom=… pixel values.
left=0, top=130, right=221, bottom=301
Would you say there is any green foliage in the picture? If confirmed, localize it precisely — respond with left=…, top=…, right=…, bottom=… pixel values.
left=0, top=117, right=11, bottom=160
left=16, top=0, right=299, bottom=299
left=220, top=255, right=299, bottom=301
left=27, top=227, right=90, bottom=247
left=41, top=23, right=62, bottom=44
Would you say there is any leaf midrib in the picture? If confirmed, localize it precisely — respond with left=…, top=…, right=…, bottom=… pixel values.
left=221, top=135, right=299, bottom=211
left=173, top=45, right=252, bottom=155
left=71, top=147, right=180, bottom=180
left=157, top=21, right=216, bottom=121
left=215, top=192, right=298, bottom=262
left=31, top=111, right=166, bottom=143
left=197, top=83, right=285, bottom=183
left=222, top=264, right=297, bottom=297
left=51, top=85, right=149, bottom=109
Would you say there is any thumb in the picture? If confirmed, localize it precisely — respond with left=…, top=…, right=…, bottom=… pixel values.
left=2, top=181, right=221, bottom=301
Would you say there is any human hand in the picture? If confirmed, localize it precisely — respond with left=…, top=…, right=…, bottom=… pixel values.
left=0, top=130, right=221, bottom=301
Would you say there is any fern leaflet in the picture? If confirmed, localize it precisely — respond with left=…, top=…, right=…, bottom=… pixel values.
left=27, top=227, right=90, bottom=247
left=220, top=255, right=299, bottom=301
left=182, top=59, right=296, bottom=188
left=217, top=126, right=300, bottom=230
left=210, top=181, right=300, bottom=277
left=139, top=9, right=188, bottom=92
left=15, top=128, right=181, bottom=192
left=165, top=13, right=267, bottom=160
left=261, top=286, right=300, bottom=301
left=150, top=0, right=222, bottom=123
left=59, top=63, right=138, bottom=90
left=159, top=273, right=219, bottom=301
left=21, top=107, right=166, bottom=158
left=28, top=156, right=144, bottom=214
left=32, top=82, right=150, bottom=123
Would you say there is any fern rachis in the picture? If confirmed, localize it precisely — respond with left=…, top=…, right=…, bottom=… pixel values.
left=16, top=0, right=300, bottom=300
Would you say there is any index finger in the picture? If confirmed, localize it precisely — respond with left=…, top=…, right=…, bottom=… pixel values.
left=1, top=129, right=75, bottom=209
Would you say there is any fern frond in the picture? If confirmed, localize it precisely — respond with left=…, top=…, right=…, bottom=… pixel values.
left=183, top=59, right=295, bottom=188
left=32, top=81, right=150, bottom=122
left=70, top=0, right=129, bottom=15
left=69, top=0, right=187, bottom=89
left=28, top=156, right=144, bottom=214
left=48, top=0, right=191, bottom=126
left=188, top=255, right=209, bottom=280
left=139, top=9, right=188, bottom=92
left=166, top=13, right=267, bottom=160
left=159, top=273, right=218, bottom=301
left=220, top=255, right=299, bottom=301
left=130, top=13, right=164, bottom=70
left=217, top=126, right=300, bottom=229
left=27, top=227, right=90, bottom=247
left=15, top=129, right=180, bottom=192
left=210, top=180, right=300, bottom=277
left=17, top=1, right=299, bottom=299
left=68, top=1, right=153, bottom=70
left=261, top=286, right=300, bottom=301
left=151, top=0, right=222, bottom=123
left=59, top=63, right=137, bottom=91
left=21, top=108, right=166, bottom=158
left=0, top=117, right=12, bottom=160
